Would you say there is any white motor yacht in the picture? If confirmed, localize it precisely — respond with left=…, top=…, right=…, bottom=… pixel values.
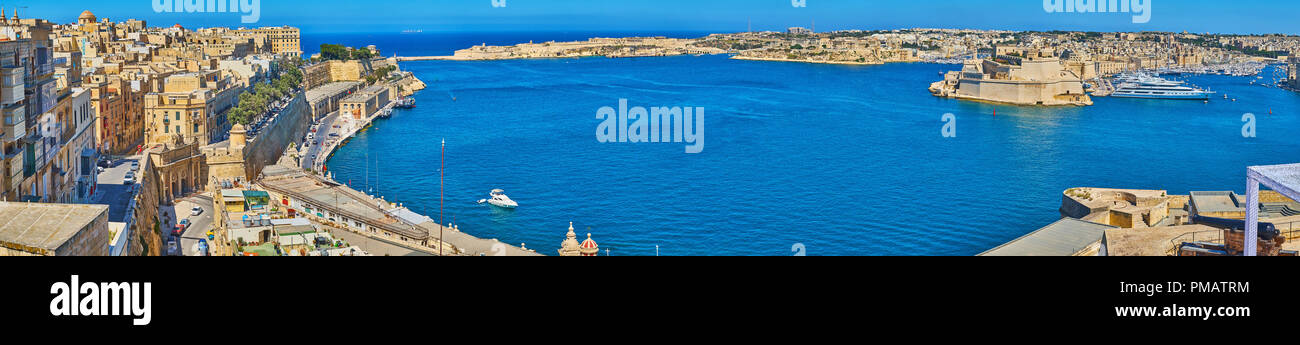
left=479, top=189, right=519, bottom=209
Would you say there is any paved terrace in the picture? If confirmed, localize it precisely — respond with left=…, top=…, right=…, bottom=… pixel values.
left=257, top=164, right=540, bottom=256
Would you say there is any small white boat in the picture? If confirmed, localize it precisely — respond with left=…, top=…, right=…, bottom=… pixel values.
left=479, top=189, right=518, bottom=209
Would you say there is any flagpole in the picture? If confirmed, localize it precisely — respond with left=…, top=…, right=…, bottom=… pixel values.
left=440, top=138, right=445, bottom=256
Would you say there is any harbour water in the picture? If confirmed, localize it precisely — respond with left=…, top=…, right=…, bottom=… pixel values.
left=324, top=32, right=1300, bottom=256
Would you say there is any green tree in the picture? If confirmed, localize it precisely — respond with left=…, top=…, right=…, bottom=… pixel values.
left=320, top=44, right=349, bottom=60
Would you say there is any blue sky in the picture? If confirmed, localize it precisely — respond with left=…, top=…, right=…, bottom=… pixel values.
left=16, top=0, right=1300, bottom=34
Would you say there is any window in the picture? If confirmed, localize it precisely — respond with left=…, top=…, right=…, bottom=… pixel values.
left=164, top=125, right=169, bottom=133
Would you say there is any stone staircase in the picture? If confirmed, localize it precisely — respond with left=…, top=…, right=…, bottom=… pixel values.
left=1261, top=203, right=1300, bottom=218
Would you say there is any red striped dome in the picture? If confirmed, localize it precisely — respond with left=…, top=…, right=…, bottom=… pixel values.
left=581, top=233, right=598, bottom=249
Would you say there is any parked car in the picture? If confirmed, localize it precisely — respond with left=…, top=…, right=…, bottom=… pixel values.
left=172, top=223, right=185, bottom=236
left=129, top=161, right=139, bottom=171
left=191, top=206, right=203, bottom=216
left=123, top=172, right=135, bottom=184
left=167, top=241, right=179, bottom=256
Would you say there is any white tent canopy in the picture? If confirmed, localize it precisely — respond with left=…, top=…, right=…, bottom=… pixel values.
left=1245, top=163, right=1300, bottom=256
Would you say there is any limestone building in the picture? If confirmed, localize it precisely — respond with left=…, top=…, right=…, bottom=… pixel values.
left=339, top=85, right=390, bottom=119
left=930, top=48, right=1092, bottom=106
left=0, top=202, right=109, bottom=256
left=236, top=26, right=302, bottom=58
left=144, top=70, right=241, bottom=145
left=150, top=137, right=205, bottom=204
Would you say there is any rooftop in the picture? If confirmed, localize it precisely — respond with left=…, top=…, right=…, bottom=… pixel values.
left=258, top=164, right=427, bottom=240
left=240, top=243, right=279, bottom=256
left=221, top=189, right=245, bottom=199
left=980, top=218, right=1115, bottom=256
left=0, top=202, right=108, bottom=253
left=1189, top=191, right=1245, bottom=214
left=305, top=81, right=361, bottom=104
left=340, top=92, right=373, bottom=103
left=1103, top=224, right=1220, bottom=256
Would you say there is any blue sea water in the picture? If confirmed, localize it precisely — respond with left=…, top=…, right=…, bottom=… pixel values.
left=325, top=32, right=1300, bottom=256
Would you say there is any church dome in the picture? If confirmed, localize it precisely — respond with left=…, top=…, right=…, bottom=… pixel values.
left=579, top=233, right=599, bottom=256
left=79, top=11, right=96, bottom=22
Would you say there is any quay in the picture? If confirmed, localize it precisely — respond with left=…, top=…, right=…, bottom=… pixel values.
left=280, top=82, right=541, bottom=256
left=395, top=56, right=465, bottom=62
left=257, top=164, right=541, bottom=256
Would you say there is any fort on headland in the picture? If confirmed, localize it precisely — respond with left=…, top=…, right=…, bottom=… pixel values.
left=930, top=47, right=1092, bottom=106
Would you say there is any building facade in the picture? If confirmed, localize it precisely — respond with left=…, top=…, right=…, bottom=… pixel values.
left=236, top=26, right=302, bottom=58
left=144, top=71, right=241, bottom=146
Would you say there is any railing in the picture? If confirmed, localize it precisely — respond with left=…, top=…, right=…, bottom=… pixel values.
left=1280, top=221, right=1300, bottom=243
left=1166, top=230, right=1224, bottom=256
left=1168, top=221, right=1300, bottom=255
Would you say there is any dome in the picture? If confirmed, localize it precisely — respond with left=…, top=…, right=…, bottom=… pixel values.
left=579, top=233, right=599, bottom=256
left=79, top=10, right=96, bottom=21
left=173, top=23, right=185, bottom=30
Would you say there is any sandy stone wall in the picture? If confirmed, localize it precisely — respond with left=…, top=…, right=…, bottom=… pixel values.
left=131, top=156, right=163, bottom=256
left=245, top=91, right=312, bottom=180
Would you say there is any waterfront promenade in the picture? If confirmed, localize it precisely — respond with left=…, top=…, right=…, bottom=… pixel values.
left=300, top=110, right=349, bottom=172
left=305, top=97, right=402, bottom=174
left=259, top=163, right=541, bottom=256
left=275, top=94, right=542, bottom=256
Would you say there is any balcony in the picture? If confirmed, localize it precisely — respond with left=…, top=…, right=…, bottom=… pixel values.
left=1, top=105, right=23, bottom=142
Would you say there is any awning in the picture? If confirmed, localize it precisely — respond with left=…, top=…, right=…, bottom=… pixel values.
left=1245, top=163, right=1300, bottom=255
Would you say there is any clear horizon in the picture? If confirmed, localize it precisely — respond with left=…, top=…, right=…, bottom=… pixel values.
left=16, top=0, right=1300, bottom=35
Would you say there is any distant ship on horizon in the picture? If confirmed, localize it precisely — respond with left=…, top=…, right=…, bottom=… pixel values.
left=401, top=29, right=424, bottom=34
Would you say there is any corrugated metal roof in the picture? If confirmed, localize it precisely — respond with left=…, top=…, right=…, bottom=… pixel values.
left=979, top=218, right=1116, bottom=256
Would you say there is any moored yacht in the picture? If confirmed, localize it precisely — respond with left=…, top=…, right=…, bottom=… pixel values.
left=395, top=97, right=416, bottom=109
left=1109, top=73, right=1212, bottom=100
left=479, top=189, right=518, bottom=209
